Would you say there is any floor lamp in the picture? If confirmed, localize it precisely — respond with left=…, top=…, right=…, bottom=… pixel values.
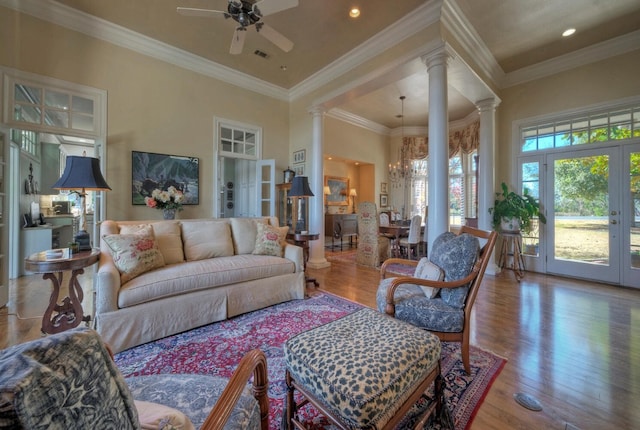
left=288, top=176, right=314, bottom=233
left=53, top=155, right=111, bottom=251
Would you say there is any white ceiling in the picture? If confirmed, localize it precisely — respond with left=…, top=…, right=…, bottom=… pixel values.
left=14, top=0, right=640, bottom=128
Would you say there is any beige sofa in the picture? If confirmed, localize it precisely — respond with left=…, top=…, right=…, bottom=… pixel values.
left=95, top=217, right=305, bottom=352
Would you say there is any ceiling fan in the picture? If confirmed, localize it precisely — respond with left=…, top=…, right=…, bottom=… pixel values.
left=177, top=0, right=298, bottom=55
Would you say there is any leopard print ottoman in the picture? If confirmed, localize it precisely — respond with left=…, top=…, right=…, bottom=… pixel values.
left=284, top=307, right=442, bottom=429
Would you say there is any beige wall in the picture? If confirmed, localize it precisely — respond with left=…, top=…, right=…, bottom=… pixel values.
left=496, top=51, right=640, bottom=186
left=1, top=7, right=290, bottom=220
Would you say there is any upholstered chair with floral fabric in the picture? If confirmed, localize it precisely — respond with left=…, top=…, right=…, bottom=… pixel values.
left=377, top=226, right=497, bottom=374
left=356, top=201, right=390, bottom=268
left=0, top=327, right=269, bottom=430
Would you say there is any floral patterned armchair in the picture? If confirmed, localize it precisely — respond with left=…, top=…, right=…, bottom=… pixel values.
left=0, top=327, right=268, bottom=430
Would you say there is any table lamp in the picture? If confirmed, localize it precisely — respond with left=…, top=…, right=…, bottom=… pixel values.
left=349, top=188, right=357, bottom=213
left=53, top=154, right=111, bottom=251
left=288, top=176, right=314, bottom=233
left=323, top=186, right=331, bottom=214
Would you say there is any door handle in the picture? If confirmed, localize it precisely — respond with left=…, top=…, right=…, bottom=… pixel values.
left=611, top=220, right=618, bottom=224
left=610, top=210, right=617, bottom=216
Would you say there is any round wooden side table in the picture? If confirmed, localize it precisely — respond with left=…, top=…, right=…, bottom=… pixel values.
left=25, top=248, right=100, bottom=335
left=286, top=232, right=320, bottom=287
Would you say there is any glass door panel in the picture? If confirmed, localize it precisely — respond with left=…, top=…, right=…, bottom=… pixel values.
left=546, top=147, right=620, bottom=284
left=623, top=144, right=640, bottom=287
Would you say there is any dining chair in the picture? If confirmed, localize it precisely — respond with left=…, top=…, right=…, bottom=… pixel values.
left=398, top=214, right=422, bottom=259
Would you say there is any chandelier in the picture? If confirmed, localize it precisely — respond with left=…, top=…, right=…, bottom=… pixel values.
left=388, top=96, right=424, bottom=187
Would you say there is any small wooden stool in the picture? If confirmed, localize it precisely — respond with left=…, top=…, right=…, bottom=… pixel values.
left=283, top=308, right=444, bottom=429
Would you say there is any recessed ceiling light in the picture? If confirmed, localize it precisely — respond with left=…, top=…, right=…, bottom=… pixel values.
left=280, top=65, right=287, bottom=71
left=562, top=28, right=576, bottom=37
left=349, top=7, right=360, bottom=18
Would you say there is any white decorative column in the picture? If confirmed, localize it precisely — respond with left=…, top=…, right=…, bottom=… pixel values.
left=476, top=97, right=501, bottom=274
left=422, top=47, right=451, bottom=254
left=307, top=106, right=330, bottom=269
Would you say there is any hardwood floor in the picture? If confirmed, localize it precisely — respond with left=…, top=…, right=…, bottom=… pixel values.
left=2, top=251, right=639, bottom=429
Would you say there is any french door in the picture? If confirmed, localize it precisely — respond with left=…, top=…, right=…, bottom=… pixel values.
left=545, top=144, right=640, bottom=288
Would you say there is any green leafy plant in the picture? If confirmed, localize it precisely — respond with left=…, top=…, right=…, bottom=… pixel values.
left=489, top=182, right=547, bottom=234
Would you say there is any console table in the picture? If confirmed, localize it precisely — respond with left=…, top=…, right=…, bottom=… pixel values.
left=24, top=248, right=100, bottom=334
left=325, top=213, right=357, bottom=250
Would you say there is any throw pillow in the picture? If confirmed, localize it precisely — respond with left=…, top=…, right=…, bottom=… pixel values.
left=429, top=232, right=480, bottom=308
left=119, top=223, right=184, bottom=264
left=413, top=257, right=444, bottom=298
left=180, top=221, right=234, bottom=261
left=253, top=223, right=289, bottom=257
left=135, top=400, right=195, bottom=430
left=103, top=233, right=165, bottom=283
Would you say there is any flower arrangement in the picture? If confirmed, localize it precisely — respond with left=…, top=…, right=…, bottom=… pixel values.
left=145, top=186, right=185, bottom=211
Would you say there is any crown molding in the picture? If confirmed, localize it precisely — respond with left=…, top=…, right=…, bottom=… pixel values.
left=288, top=0, right=444, bottom=101
left=326, top=108, right=391, bottom=136
left=502, top=30, right=640, bottom=88
left=440, top=0, right=505, bottom=88
left=0, top=0, right=290, bottom=101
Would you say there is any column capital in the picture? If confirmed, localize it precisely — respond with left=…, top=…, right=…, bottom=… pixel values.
left=307, top=105, right=327, bottom=116
left=476, top=97, right=501, bottom=112
left=420, top=44, right=454, bottom=70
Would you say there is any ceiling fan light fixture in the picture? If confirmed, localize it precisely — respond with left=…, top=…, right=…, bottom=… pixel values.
left=349, top=7, right=360, bottom=18
left=562, top=28, right=576, bottom=37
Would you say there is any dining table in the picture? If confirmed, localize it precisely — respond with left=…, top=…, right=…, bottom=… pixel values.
left=379, top=224, right=410, bottom=257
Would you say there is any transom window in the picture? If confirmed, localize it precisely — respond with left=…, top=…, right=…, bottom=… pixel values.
left=522, top=103, right=640, bottom=152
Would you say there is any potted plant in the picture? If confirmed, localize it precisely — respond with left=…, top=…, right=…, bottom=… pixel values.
left=489, top=182, right=547, bottom=234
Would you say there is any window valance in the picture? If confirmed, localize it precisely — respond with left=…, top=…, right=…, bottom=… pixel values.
left=402, top=120, right=480, bottom=160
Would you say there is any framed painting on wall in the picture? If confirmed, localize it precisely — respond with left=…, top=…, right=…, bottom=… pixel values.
left=131, top=151, right=199, bottom=205
left=294, top=164, right=305, bottom=176
left=324, top=176, right=349, bottom=206
left=380, top=194, right=388, bottom=207
left=293, top=149, right=306, bottom=163
left=380, top=182, right=388, bottom=194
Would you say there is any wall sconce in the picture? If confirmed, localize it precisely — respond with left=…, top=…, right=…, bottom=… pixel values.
left=53, top=155, right=111, bottom=251
left=288, top=176, right=314, bottom=233
left=323, top=186, right=331, bottom=214
left=349, top=188, right=357, bottom=213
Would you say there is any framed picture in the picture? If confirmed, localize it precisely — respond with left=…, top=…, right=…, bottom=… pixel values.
left=324, top=175, right=349, bottom=206
left=132, top=151, right=199, bottom=205
left=293, top=149, right=306, bottom=164
left=380, top=182, right=388, bottom=194
left=380, top=194, right=388, bottom=207
left=294, top=164, right=305, bottom=176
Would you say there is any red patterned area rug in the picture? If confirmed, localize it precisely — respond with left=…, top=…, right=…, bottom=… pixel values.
left=115, top=292, right=505, bottom=430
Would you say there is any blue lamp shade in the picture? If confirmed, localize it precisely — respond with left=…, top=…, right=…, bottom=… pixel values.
left=288, top=176, right=314, bottom=197
left=53, top=156, right=111, bottom=191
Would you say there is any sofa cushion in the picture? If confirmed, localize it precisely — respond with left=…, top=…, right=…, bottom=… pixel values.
left=103, top=232, right=166, bottom=283
left=230, top=218, right=268, bottom=255
left=120, top=222, right=184, bottom=265
left=118, top=254, right=296, bottom=308
left=181, top=221, right=234, bottom=261
left=252, top=223, right=289, bottom=257
left=429, top=232, right=480, bottom=309
left=414, top=257, right=444, bottom=298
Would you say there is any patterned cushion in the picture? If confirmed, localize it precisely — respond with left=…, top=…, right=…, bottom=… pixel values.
left=284, top=308, right=441, bottom=429
left=0, top=327, right=139, bottom=429
left=103, top=232, right=166, bottom=283
left=230, top=218, right=268, bottom=255
left=120, top=222, right=185, bottom=265
left=135, top=400, right=195, bottom=430
left=376, top=279, right=465, bottom=332
left=429, top=232, right=480, bottom=308
left=127, top=374, right=261, bottom=430
left=414, top=257, right=444, bottom=298
left=252, top=223, right=289, bottom=257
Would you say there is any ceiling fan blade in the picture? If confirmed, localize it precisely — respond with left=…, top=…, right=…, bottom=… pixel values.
left=230, top=28, right=247, bottom=55
left=253, top=0, right=298, bottom=17
left=256, top=23, right=293, bottom=52
left=176, top=7, right=226, bottom=18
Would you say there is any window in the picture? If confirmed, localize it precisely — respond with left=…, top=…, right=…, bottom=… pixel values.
left=522, top=104, right=640, bottom=152
left=409, top=150, right=477, bottom=226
